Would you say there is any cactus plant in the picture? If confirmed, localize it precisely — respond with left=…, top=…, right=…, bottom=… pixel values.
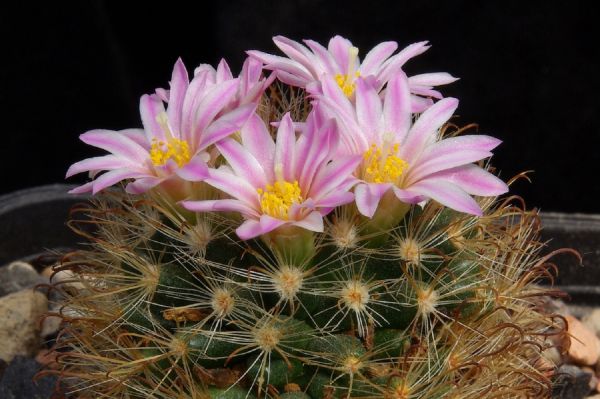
left=47, top=36, right=568, bottom=398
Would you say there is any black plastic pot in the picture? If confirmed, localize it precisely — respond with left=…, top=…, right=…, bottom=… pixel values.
left=0, top=184, right=87, bottom=267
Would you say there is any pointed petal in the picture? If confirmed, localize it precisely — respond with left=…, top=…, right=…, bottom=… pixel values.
left=216, top=59, right=234, bottom=82
left=216, top=138, right=267, bottom=188
left=377, top=41, right=430, bottom=85
left=204, top=168, right=260, bottom=208
left=275, top=113, right=296, bottom=181
left=328, top=35, right=354, bottom=72
left=140, top=94, right=167, bottom=141
left=303, top=39, right=338, bottom=75
left=66, top=155, right=133, bottom=178
left=120, top=128, right=148, bottom=148
left=410, top=95, right=434, bottom=113
left=198, top=103, right=255, bottom=150
left=192, top=79, right=240, bottom=142
left=392, top=186, right=427, bottom=204
left=175, top=155, right=209, bottom=182
left=273, top=36, right=319, bottom=77
left=92, top=169, right=146, bottom=194
left=241, top=114, right=275, bottom=181
left=247, top=50, right=314, bottom=82
left=310, top=155, right=361, bottom=200
left=236, top=215, right=286, bottom=240
left=354, top=183, right=392, bottom=218
left=383, top=71, right=411, bottom=140
left=68, top=181, right=94, bottom=194
left=166, top=58, right=189, bottom=134
left=400, top=97, right=459, bottom=164
left=314, top=190, right=355, bottom=209
left=408, top=135, right=501, bottom=182
left=125, top=177, right=163, bottom=194
left=356, top=78, right=383, bottom=142
left=402, top=179, right=483, bottom=216
left=181, top=199, right=259, bottom=218
left=293, top=210, right=324, bottom=232
left=79, top=130, right=149, bottom=164
left=408, top=72, right=459, bottom=87
left=427, top=165, right=508, bottom=196
left=360, top=41, right=398, bottom=76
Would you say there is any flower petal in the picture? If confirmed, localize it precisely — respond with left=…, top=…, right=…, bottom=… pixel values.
left=401, top=179, right=483, bottom=216
left=427, top=164, right=508, bottom=196
left=166, top=58, right=189, bottom=134
left=192, top=79, right=240, bottom=143
left=400, top=97, right=459, bottom=164
left=241, top=114, right=276, bottom=181
left=314, top=190, right=355, bottom=209
left=216, top=59, right=234, bottom=82
left=408, top=135, right=501, bottom=182
left=181, top=199, right=259, bottom=218
left=383, top=71, right=411, bottom=140
left=275, top=113, right=296, bottom=182
left=303, top=39, right=338, bottom=75
left=377, top=41, right=430, bottom=86
left=140, top=94, right=167, bottom=142
left=247, top=50, right=314, bottom=83
left=91, top=169, right=146, bottom=194
left=310, top=155, right=361, bottom=200
left=356, top=78, right=383, bottom=142
left=292, top=210, right=324, bottom=232
left=125, top=177, right=164, bottom=194
left=216, top=138, right=267, bottom=188
left=79, top=130, right=149, bottom=164
left=328, top=35, right=354, bottom=72
left=408, top=72, right=459, bottom=87
left=198, top=103, right=255, bottom=150
left=360, top=41, right=398, bottom=76
left=68, top=181, right=94, bottom=194
left=273, top=36, right=320, bottom=77
left=236, top=215, right=286, bottom=240
left=175, top=155, right=209, bottom=182
left=66, top=155, right=133, bottom=178
left=354, top=183, right=392, bottom=218
left=204, top=168, right=260, bottom=208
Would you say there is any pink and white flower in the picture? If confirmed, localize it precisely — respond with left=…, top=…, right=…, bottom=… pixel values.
left=180, top=111, right=361, bottom=240
left=316, top=71, right=508, bottom=218
left=248, top=35, right=458, bottom=112
left=66, top=58, right=262, bottom=195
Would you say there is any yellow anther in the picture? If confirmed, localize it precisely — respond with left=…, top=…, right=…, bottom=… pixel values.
left=150, top=138, right=191, bottom=167
left=334, top=72, right=359, bottom=97
left=257, top=180, right=303, bottom=220
left=362, top=143, right=408, bottom=184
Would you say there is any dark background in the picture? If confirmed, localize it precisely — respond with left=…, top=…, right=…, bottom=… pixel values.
left=1, top=1, right=598, bottom=213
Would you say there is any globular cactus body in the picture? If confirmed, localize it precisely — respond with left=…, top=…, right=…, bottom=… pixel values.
left=49, top=35, right=567, bottom=399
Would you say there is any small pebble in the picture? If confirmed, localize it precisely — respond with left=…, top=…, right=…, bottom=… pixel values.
left=566, top=315, right=600, bottom=366
left=0, top=261, right=45, bottom=297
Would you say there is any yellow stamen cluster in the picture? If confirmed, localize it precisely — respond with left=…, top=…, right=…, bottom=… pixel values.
left=334, top=71, right=360, bottom=97
left=150, top=138, right=191, bottom=167
left=362, top=143, right=408, bottom=184
left=257, top=180, right=303, bottom=219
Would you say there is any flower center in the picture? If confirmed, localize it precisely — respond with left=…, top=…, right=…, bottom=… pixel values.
left=257, top=180, right=303, bottom=220
left=150, top=138, right=191, bottom=167
left=362, top=143, right=408, bottom=184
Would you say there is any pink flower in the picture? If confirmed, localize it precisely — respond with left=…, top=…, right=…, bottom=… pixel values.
left=66, top=58, right=262, bottom=195
left=180, top=111, right=361, bottom=240
left=248, top=35, right=458, bottom=112
left=316, top=71, right=508, bottom=218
